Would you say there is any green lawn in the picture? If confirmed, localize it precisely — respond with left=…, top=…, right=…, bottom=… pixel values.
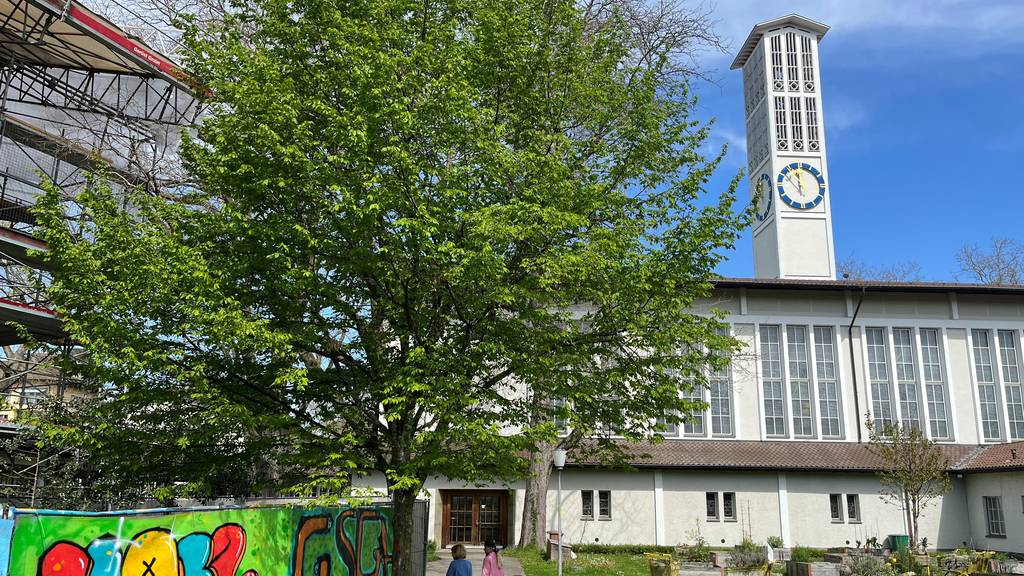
left=504, top=547, right=650, bottom=576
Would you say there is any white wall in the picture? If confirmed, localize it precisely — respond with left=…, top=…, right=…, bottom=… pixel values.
left=965, top=472, right=1024, bottom=552
left=784, top=472, right=969, bottom=550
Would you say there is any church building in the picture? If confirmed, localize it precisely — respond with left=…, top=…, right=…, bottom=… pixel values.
left=407, top=14, right=1024, bottom=553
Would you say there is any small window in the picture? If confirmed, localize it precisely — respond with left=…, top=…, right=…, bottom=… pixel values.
left=984, top=496, right=1006, bottom=537
left=657, top=414, right=678, bottom=437
left=553, top=398, right=569, bottom=435
left=598, top=490, right=611, bottom=520
left=829, top=494, right=843, bottom=522
left=706, top=492, right=719, bottom=521
left=723, top=492, right=736, bottom=522
left=846, top=494, right=861, bottom=522
left=581, top=490, right=594, bottom=520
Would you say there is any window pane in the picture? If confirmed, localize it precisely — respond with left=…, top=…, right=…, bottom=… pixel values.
left=683, top=386, right=705, bottom=436
left=829, top=494, right=842, bottom=521
left=846, top=494, right=860, bottom=521
left=893, top=328, right=922, bottom=430
left=598, top=491, right=611, bottom=519
left=920, top=329, right=950, bottom=439
left=581, top=491, right=593, bottom=518
left=984, top=496, right=1005, bottom=536
left=723, top=492, right=736, bottom=521
left=866, top=328, right=894, bottom=427
left=710, top=378, right=733, bottom=436
left=973, top=330, right=1001, bottom=441
left=815, top=327, right=842, bottom=437
left=999, top=331, right=1024, bottom=440
left=761, top=325, right=786, bottom=437
left=788, top=326, right=814, bottom=437
left=706, top=492, right=718, bottom=519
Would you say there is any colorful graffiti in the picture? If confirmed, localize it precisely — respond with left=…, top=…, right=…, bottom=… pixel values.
left=1, top=506, right=393, bottom=576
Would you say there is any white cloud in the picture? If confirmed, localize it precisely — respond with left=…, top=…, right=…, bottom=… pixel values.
left=823, top=97, right=867, bottom=132
left=708, top=0, right=1024, bottom=64
left=715, top=128, right=747, bottom=150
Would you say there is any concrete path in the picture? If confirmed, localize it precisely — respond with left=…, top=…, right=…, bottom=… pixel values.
left=427, top=547, right=525, bottom=576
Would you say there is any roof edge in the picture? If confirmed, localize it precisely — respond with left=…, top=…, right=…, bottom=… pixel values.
left=731, top=13, right=830, bottom=70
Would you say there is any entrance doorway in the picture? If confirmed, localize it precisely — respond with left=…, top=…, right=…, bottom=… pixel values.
left=441, top=490, right=508, bottom=548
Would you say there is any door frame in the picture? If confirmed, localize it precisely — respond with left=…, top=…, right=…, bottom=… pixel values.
left=440, top=490, right=509, bottom=548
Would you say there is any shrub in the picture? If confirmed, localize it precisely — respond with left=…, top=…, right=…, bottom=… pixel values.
left=766, top=536, right=784, bottom=549
left=730, top=541, right=767, bottom=570
left=679, top=533, right=712, bottom=563
left=791, top=546, right=824, bottom=564
left=426, top=540, right=439, bottom=562
left=847, top=555, right=888, bottom=576
left=571, top=544, right=677, bottom=555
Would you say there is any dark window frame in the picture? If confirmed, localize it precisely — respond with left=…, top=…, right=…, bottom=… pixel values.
left=706, top=492, right=719, bottom=521
left=598, top=490, right=612, bottom=520
left=723, top=492, right=737, bottom=522
left=846, top=494, right=861, bottom=523
left=581, top=490, right=594, bottom=520
left=829, top=494, right=843, bottom=522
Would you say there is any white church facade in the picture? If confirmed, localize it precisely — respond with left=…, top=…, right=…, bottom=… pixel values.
left=375, top=14, right=1024, bottom=553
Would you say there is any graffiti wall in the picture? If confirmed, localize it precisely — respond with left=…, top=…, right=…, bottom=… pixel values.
left=0, top=506, right=393, bottom=576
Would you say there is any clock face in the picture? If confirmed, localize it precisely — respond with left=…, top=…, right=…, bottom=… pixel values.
left=754, top=173, right=772, bottom=222
left=777, top=162, right=826, bottom=209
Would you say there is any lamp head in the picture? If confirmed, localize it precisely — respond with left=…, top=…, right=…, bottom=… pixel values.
left=553, top=449, right=567, bottom=469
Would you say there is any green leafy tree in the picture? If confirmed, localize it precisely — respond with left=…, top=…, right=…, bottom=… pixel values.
left=34, top=0, right=745, bottom=570
left=866, top=420, right=951, bottom=552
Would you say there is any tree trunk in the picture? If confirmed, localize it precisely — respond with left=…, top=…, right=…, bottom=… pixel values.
left=911, top=496, right=920, bottom=553
left=518, top=447, right=555, bottom=548
left=392, top=486, right=419, bottom=576
left=902, top=490, right=914, bottom=549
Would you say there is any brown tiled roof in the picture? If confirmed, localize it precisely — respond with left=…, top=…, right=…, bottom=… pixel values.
left=568, top=440, right=982, bottom=473
left=956, top=441, right=1024, bottom=472
left=714, top=277, right=1024, bottom=296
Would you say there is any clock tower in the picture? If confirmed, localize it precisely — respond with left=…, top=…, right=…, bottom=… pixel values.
left=733, top=14, right=836, bottom=280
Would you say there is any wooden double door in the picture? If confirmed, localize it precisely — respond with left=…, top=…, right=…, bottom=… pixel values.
left=442, top=490, right=508, bottom=548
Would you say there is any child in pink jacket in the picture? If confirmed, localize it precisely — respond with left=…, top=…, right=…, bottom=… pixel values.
left=482, top=539, right=504, bottom=576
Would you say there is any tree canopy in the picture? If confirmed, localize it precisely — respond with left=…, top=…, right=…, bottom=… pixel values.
left=34, top=0, right=744, bottom=569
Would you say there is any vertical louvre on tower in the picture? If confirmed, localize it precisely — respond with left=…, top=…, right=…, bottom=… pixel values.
left=774, top=97, right=788, bottom=150
left=771, top=35, right=784, bottom=90
left=790, top=97, right=804, bottom=151
left=801, top=35, right=815, bottom=91
left=786, top=32, right=799, bottom=91
left=805, top=97, right=819, bottom=151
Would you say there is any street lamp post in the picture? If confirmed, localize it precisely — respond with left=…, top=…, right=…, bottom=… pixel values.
left=553, top=448, right=567, bottom=576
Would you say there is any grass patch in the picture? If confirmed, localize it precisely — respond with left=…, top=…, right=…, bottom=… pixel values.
left=504, top=547, right=650, bottom=576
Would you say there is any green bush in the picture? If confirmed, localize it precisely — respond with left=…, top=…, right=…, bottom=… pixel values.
left=766, top=536, right=784, bottom=549
left=847, top=555, right=888, bottom=576
left=426, top=539, right=439, bottom=562
left=570, top=544, right=677, bottom=556
left=790, top=546, right=824, bottom=564
left=892, top=548, right=926, bottom=575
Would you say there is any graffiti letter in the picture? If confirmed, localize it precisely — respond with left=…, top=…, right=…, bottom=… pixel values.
left=122, top=529, right=178, bottom=576
left=86, top=536, right=121, bottom=576
left=209, top=525, right=247, bottom=576
left=291, top=514, right=332, bottom=576
left=177, top=534, right=213, bottom=576
left=336, top=509, right=393, bottom=576
left=39, top=542, right=92, bottom=576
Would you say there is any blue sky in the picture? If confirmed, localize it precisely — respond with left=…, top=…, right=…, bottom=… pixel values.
left=694, top=0, right=1024, bottom=280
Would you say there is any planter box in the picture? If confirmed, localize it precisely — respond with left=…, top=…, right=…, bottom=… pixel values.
left=787, top=561, right=841, bottom=576
left=994, top=560, right=1024, bottom=575
left=724, top=569, right=768, bottom=576
left=679, top=562, right=724, bottom=576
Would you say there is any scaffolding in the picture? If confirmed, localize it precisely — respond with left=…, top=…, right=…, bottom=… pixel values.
left=0, top=0, right=198, bottom=411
